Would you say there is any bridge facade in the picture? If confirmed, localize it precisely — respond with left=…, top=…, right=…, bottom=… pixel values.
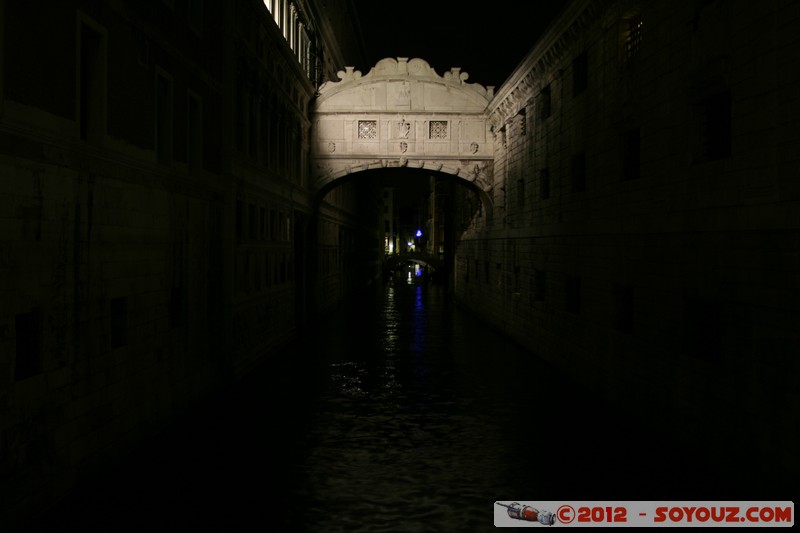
left=310, top=57, right=496, bottom=216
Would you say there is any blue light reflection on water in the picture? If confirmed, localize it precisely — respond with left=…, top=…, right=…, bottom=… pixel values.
left=267, top=278, right=738, bottom=531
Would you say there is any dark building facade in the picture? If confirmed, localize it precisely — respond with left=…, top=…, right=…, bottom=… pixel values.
left=0, top=0, right=380, bottom=526
left=454, top=0, right=798, bottom=491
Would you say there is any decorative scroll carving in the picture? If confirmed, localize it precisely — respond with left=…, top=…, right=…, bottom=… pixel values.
left=317, top=57, right=494, bottom=101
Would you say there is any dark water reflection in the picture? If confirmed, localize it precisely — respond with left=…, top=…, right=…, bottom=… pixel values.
left=26, top=278, right=742, bottom=532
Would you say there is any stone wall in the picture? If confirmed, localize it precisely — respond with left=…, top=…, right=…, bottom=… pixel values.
left=0, top=0, right=373, bottom=527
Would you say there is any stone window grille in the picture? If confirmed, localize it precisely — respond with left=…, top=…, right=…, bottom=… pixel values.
left=358, top=120, right=377, bottom=139
left=429, top=120, right=448, bottom=139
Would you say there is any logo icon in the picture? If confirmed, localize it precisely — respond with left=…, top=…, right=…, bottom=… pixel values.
left=496, top=502, right=556, bottom=525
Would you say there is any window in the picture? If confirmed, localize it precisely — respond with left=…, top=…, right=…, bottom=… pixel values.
left=620, top=127, right=640, bottom=180
left=624, top=14, right=643, bottom=64
left=613, top=284, right=634, bottom=333
left=534, top=269, right=546, bottom=301
left=684, top=298, right=722, bottom=362
left=358, top=120, right=377, bottom=139
left=565, top=276, right=581, bottom=314
left=259, top=207, right=266, bottom=240
left=15, top=308, right=42, bottom=380
left=429, top=120, right=448, bottom=139
left=79, top=21, right=106, bottom=144
left=187, top=92, right=202, bottom=169
left=538, top=84, right=551, bottom=120
left=539, top=167, right=550, bottom=200
left=248, top=94, right=259, bottom=158
left=572, top=153, right=586, bottom=192
left=188, top=0, right=203, bottom=34
left=110, top=297, right=128, bottom=349
left=573, top=51, right=588, bottom=96
left=155, top=71, right=173, bottom=164
left=236, top=199, right=243, bottom=241
left=249, top=203, right=256, bottom=240
left=170, top=287, right=185, bottom=328
left=698, top=90, right=731, bottom=160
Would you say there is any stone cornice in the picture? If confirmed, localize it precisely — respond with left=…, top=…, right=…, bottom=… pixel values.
left=317, top=57, right=494, bottom=103
left=487, top=0, right=610, bottom=127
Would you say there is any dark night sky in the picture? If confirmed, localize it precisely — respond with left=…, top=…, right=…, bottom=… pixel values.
left=352, top=0, right=572, bottom=89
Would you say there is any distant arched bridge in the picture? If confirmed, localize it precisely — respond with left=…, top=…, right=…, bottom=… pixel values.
left=383, top=251, right=444, bottom=273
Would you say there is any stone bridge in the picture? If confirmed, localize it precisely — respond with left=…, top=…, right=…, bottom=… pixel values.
left=310, top=57, right=497, bottom=216
left=383, top=251, right=444, bottom=272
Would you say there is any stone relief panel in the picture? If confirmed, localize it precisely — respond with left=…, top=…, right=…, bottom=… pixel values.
left=316, top=119, right=343, bottom=139
left=393, top=118, right=413, bottom=140
left=461, top=120, right=485, bottom=141
left=389, top=82, right=412, bottom=109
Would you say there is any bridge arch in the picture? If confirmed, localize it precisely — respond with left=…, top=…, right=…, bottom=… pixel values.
left=310, top=57, right=496, bottom=219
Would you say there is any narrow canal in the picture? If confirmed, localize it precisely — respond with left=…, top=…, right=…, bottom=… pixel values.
left=27, top=275, right=742, bottom=532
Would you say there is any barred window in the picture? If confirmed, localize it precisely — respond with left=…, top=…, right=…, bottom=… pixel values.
left=429, top=120, right=448, bottom=139
left=358, top=120, right=377, bottom=139
left=624, top=15, right=643, bottom=63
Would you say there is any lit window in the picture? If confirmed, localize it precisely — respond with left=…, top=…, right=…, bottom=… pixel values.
left=624, top=15, right=643, bottom=63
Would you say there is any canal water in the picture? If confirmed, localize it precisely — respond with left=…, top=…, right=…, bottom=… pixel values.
left=27, top=276, right=742, bottom=532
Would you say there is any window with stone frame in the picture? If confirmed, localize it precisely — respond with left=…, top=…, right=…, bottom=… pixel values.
left=624, top=14, right=643, bottom=64
left=571, top=152, right=586, bottom=192
left=613, top=283, right=634, bottom=333
left=565, top=275, right=581, bottom=313
left=620, top=127, right=641, bottom=180
left=110, top=296, right=128, bottom=349
left=573, top=50, right=588, bottom=96
left=533, top=269, right=547, bottom=301
left=697, top=90, right=731, bottom=161
left=15, top=308, right=42, bottom=380
left=538, top=84, right=552, bottom=120
left=540, top=167, right=551, bottom=200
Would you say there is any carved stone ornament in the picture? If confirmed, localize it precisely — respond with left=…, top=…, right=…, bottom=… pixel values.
left=327, top=141, right=336, bottom=153
left=400, top=141, right=408, bottom=153
left=398, top=118, right=410, bottom=138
